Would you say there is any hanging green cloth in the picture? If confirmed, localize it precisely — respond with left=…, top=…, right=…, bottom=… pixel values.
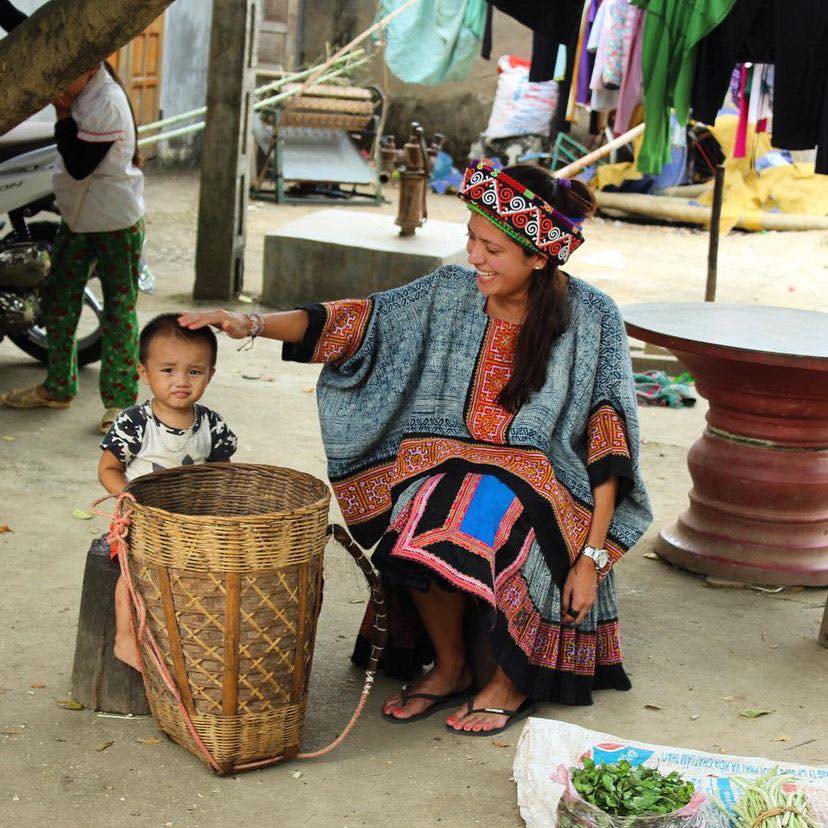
left=631, top=0, right=736, bottom=174
left=379, top=0, right=487, bottom=85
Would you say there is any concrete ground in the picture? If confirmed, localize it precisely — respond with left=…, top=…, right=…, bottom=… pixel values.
left=1, top=171, right=826, bottom=827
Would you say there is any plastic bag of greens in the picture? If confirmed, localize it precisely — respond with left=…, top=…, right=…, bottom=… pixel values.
left=553, top=762, right=706, bottom=828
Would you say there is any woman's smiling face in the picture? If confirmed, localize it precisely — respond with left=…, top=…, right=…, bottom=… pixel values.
left=465, top=211, right=546, bottom=304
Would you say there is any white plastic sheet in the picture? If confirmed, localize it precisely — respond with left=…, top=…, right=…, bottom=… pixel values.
left=513, top=718, right=828, bottom=827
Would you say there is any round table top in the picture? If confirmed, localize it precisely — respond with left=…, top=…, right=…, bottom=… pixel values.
left=623, top=302, right=828, bottom=368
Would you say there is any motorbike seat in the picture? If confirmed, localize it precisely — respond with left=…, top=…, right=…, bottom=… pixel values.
left=0, top=122, right=55, bottom=164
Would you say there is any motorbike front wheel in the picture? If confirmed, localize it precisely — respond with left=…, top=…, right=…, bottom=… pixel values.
left=5, top=221, right=103, bottom=367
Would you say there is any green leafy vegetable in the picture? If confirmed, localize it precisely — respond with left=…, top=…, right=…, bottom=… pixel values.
left=570, top=759, right=695, bottom=817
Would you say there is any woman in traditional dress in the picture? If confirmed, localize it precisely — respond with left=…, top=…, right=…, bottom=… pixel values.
left=180, top=162, right=651, bottom=736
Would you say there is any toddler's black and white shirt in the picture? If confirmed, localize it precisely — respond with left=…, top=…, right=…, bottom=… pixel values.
left=100, top=401, right=237, bottom=480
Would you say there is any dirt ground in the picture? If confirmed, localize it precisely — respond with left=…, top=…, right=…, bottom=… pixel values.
left=1, top=171, right=826, bottom=827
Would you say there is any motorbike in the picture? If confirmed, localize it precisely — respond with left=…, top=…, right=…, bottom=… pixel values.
left=0, top=111, right=153, bottom=367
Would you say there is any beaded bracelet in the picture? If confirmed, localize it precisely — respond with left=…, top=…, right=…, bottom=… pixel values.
left=238, top=312, right=266, bottom=351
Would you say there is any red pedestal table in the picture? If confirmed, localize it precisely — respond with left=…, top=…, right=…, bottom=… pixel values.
left=623, top=303, right=828, bottom=586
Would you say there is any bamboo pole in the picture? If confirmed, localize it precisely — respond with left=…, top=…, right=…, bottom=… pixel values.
left=705, top=165, right=726, bottom=301
left=136, top=57, right=371, bottom=148
left=594, top=191, right=828, bottom=232
left=280, top=0, right=424, bottom=114
left=556, top=123, right=645, bottom=179
left=137, top=51, right=366, bottom=134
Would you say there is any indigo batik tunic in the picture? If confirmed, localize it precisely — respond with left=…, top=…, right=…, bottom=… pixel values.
left=282, top=265, right=652, bottom=705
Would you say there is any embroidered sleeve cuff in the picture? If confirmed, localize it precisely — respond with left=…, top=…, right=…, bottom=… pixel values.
left=281, top=303, right=326, bottom=363
left=586, top=403, right=634, bottom=503
left=282, top=299, right=373, bottom=364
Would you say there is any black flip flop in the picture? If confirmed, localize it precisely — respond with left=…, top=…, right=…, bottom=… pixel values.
left=382, top=683, right=474, bottom=724
left=445, top=697, right=537, bottom=737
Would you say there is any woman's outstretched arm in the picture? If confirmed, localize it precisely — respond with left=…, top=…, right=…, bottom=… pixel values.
left=178, top=309, right=309, bottom=343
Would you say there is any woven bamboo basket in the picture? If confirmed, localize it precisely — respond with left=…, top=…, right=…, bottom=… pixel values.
left=113, top=463, right=382, bottom=776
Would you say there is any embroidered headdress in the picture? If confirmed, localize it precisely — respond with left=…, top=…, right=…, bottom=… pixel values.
left=457, top=161, right=585, bottom=265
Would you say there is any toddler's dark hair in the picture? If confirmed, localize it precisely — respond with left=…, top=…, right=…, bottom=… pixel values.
left=139, top=313, right=218, bottom=367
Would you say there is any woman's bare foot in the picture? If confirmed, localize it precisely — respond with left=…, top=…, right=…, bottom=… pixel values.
left=383, top=659, right=471, bottom=721
left=446, top=666, right=527, bottom=733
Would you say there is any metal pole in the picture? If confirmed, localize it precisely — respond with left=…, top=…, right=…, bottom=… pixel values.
left=705, top=164, right=726, bottom=302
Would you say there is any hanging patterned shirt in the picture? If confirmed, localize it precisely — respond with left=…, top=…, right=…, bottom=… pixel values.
left=100, top=401, right=237, bottom=481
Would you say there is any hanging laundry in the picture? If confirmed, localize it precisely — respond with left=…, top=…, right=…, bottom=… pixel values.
left=590, top=0, right=637, bottom=112
left=690, top=0, right=828, bottom=174
left=379, top=0, right=486, bottom=85
left=613, top=5, right=644, bottom=134
left=576, top=0, right=601, bottom=104
left=631, top=0, right=737, bottom=174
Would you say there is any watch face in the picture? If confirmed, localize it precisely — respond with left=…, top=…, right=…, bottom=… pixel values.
left=596, top=549, right=609, bottom=568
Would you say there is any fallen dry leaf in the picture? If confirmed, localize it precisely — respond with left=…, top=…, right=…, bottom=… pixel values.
left=642, top=551, right=659, bottom=560
left=2, top=435, right=16, bottom=441
left=0, top=524, right=12, bottom=533
left=1, top=727, right=23, bottom=735
left=95, top=740, right=114, bottom=752
left=772, top=735, right=791, bottom=742
left=136, top=737, right=162, bottom=745
left=72, top=508, right=93, bottom=521
left=30, top=683, right=45, bottom=689
left=492, top=739, right=510, bottom=748
left=740, top=708, right=775, bottom=719
left=704, top=577, right=745, bottom=590
left=644, top=704, right=663, bottom=711
left=56, top=698, right=84, bottom=711
left=721, top=695, right=735, bottom=702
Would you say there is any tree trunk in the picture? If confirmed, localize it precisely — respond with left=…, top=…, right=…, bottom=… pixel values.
left=0, top=0, right=176, bottom=135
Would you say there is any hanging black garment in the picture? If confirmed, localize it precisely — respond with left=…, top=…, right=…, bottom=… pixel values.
left=0, top=0, right=26, bottom=32
left=487, top=1, right=586, bottom=81
left=691, top=0, right=828, bottom=171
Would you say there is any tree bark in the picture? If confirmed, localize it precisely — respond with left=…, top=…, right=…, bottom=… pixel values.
left=0, top=0, right=176, bottom=135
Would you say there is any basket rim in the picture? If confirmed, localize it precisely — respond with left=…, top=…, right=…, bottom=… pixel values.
left=123, top=462, right=331, bottom=525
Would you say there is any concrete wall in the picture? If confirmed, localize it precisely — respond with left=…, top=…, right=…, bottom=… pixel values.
left=158, top=0, right=214, bottom=165
left=300, top=1, right=534, bottom=161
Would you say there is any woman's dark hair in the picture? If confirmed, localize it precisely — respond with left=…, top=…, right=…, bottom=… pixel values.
left=495, top=164, right=596, bottom=412
left=103, top=61, right=143, bottom=168
left=139, top=313, right=218, bottom=367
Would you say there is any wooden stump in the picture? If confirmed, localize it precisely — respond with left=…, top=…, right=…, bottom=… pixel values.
left=71, top=537, right=149, bottom=715
left=820, top=595, right=828, bottom=649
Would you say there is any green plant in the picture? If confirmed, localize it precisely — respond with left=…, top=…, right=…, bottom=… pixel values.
left=571, top=759, right=696, bottom=817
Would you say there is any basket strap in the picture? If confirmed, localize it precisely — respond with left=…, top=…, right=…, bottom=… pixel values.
left=295, top=523, right=387, bottom=761
left=108, top=493, right=223, bottom=773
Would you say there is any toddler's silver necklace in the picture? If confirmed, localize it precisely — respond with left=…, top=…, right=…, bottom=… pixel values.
left=152, top=402, right=197, bottom=454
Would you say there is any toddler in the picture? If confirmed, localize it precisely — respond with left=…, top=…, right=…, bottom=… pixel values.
left=99, top=313, right=237, bottom=670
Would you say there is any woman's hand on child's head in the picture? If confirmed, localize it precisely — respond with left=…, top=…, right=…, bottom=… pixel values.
left=178, top=310, right=250, bottom=340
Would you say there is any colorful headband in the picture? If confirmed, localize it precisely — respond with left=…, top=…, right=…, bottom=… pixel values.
left=457, top=161, right=585, bottom=265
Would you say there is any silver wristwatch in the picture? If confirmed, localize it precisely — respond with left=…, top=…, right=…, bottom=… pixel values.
left=581, top=545, right=610, bottom=570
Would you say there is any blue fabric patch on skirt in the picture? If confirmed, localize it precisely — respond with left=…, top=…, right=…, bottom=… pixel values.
left=459, top=474, right=515, bottom=547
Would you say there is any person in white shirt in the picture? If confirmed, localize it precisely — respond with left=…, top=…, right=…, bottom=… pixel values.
left=1, top=62, right=146, bottom=433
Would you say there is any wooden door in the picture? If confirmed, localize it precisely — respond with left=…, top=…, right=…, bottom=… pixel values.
left=108, top=16, right=165, bottom=155
left=258, top=0, right=301, bottom=71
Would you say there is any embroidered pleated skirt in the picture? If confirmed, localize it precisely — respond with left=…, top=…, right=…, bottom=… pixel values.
left=352, top=469, right=632, bottom=706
